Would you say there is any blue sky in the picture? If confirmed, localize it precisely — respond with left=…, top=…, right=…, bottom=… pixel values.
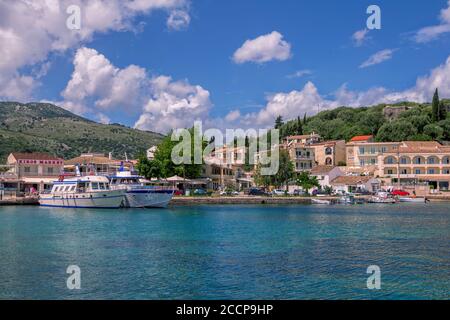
left=1, top=0, right=450, bottom=133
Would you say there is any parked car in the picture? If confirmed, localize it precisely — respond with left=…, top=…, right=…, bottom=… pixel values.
left=332, top=190, right=347, bottom=196
left=312, top=189, right=329, bottom=197
left=391, top=190, right=410, bottom=196
left=272, top=189, right=286, bottom=196
left=193, top=189, right=208, bottom=196
left=220, top=190, right=239, bottom=196
left=174, top=190, right=184, bottom=196
left=248, top=188, right=270, bottom=196
left=291, top=189, right=306, bottom=196
left=354, top=189, right=372, bottom=195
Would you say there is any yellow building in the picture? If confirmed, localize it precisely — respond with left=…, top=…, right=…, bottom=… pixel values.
left=311, top=140, right=346, bottom=166
left=378, top=141, right=450, bottom=192
left=283, top=134, right=345, bottom=170
left=346, top=135, right=400, bottom=168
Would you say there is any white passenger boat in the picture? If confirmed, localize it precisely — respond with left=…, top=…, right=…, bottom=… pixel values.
left=109, top=171, right=174, bottom=208
left=39, top=175, right=126, bottom=209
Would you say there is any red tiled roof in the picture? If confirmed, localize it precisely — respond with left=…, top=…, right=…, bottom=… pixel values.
left=331, top=175, right=374, bottom=186
left=11, top=152, right=62, bottom=161
left=350, top=135, right=373, bottom=142
left=311, top=165, right=336, bottom=175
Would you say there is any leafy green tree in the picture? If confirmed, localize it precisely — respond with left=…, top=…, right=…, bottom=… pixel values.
left=253, top=164, right=273, bottom=188
left=323, top=185, right=333, bottom=195
left=137, top=127, right=206, bottom=180
left=136, top=155, right=163, bottom=179
left=295, top=172, right=320, bottom=195
left=409, top=134, right=433, bottom=141
left=409, top=115, right=431, bottom=133
left=423, top=124, right=444, bottom=140
left=376, top=120, right=418, bottom=142
left=273, top=149, right=294, bottom=189
left=432, top=88, right=440, bottom=122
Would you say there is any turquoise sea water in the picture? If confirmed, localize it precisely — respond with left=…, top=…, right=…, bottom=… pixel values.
left=0, top=204, right=449, bottom=300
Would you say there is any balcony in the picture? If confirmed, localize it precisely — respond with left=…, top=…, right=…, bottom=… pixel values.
left=295, top=156, right=314, bottom=160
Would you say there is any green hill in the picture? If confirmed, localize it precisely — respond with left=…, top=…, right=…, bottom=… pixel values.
left=0, top=102, right=164, bottom=163
left=279, top=100, right=450, bottom=142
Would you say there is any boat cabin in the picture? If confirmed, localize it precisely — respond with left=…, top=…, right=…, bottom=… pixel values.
left=51, top=176, right=111, bottom=194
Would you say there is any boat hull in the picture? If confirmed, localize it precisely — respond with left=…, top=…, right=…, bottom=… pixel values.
left=39, top=190, right=126, bottom=209
left=123, top=190, right=174, bottom=208
left=398, top=197, right=427, bottom=203
left=311, top=199, right=331, bottom=205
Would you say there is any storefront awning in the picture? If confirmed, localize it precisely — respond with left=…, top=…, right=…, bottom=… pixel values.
left=22, top=177, right=58, bottom=184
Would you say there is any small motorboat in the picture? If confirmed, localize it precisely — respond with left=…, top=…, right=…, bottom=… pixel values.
left=311, top=198, right=332, bottom=205
left=338, top=195, right=355, bottom=205
left=368, top=191, right=397, bottom=204
left=398, top=197, right=427, bottom=203
left=368, top=196, right=397, bottom=204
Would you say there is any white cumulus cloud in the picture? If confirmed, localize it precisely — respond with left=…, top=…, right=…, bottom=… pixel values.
left=232, top=31, right=292, bottom=64
left=134, top=75, right=212, bottom=133
left=59, top=47, right=211, bottom=134
left=0, top=0, right=190, bottom=100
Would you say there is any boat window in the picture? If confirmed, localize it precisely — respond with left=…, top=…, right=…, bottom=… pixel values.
left=111, top=179, right=117, bottom=184
left=64, top=186, right=71, bottom=192
left=54, top=186, right=60, bottom=192
left=77, top=183, right=86, bottom=192
left=99, top=183, right=106, bottom=190
left=70, top=186, right=76, bottom=192
left=91, top=182, right=99, bottom=190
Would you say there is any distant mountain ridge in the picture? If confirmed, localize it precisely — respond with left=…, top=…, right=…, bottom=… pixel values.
left=0, top=102, right=164, bottom=163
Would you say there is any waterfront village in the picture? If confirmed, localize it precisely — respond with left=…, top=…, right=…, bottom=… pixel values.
left=1, top=132, right=450, bottom=204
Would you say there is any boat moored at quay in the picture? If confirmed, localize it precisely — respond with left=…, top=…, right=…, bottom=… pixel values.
left=39, top=175, right=126, bottom=209
left=109, top=171, right=174, bottom=208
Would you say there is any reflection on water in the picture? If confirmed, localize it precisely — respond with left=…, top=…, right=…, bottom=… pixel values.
left=0, top=204, right=449, bottom=299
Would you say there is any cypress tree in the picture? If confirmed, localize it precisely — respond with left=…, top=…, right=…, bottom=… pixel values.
left=432, top=88, right=439, bottom=122
left=439, top=101, right=447, bottom=121
left=296, top=116, right=303, bottom=135
left=275, top=115, right=284, bottom=129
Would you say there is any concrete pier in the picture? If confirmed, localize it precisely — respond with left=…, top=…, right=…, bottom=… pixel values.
left=0, top=196, right=39, bottom=206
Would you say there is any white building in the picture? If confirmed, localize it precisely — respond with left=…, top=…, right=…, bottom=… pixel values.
left=331, top=175, right=381, bottom=194
left=310, top=165, right=343, bottom=189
